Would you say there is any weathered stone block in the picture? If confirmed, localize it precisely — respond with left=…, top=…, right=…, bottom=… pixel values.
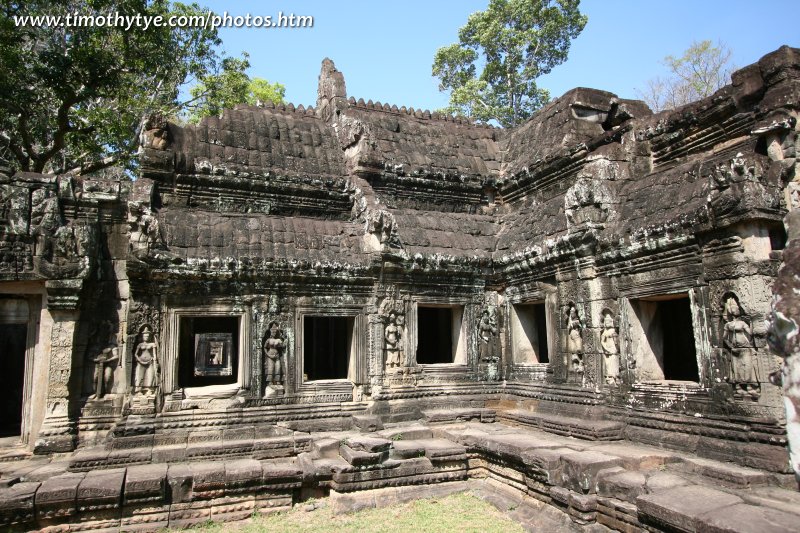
left=695, top=502, right=799, bottom=533
left=522, top=446, right=572, bottom=485
left=352, top=415, right=384, bottom=432
left=124, top=463, right=168, bottom=505
left=560, top=451, right=622, bottom=494
left=152, top=444, right=187, bottom=463
left=166, top=464, right=193, bottom=503
left=340, top=444, right=388, bottom=466
left=344, top=436, right=392, bottom=453
left=36, top=472, right=85, bottom=520
left=389, top=440, right=426, bottom=459
left=224, top=459, right=263, bottom=494
left=190, top=462, right=226, bottom=500
left=596, top=469, right=645, bottom=503
left=76, top=468, right=125, bottom=512
left=636, top=485, right=743, bottom=532
left=0, top=481, right=39, bottom=527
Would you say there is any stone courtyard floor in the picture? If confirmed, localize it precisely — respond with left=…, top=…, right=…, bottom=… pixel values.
left=1, top=419, right=799, bottom=532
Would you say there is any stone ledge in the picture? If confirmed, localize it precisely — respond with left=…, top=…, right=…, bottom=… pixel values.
left=500, top=409, right=625, bottom=441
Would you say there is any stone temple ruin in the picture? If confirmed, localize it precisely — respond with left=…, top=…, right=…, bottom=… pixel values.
left=1, top=46, right=799, bottom=532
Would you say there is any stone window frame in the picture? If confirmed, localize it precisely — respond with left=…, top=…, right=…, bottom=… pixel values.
left=409, top=297, right=470, bottom=370
left=507, top=294, right=557, bottom=369
left=619, top=287, right=709, bottom=387
left=163, top=304, right=251, bottom=399
left=293, top=305, right=366, bottom=392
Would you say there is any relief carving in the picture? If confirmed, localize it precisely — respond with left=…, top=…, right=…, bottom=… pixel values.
left=89, top=322, right=119, bottom=400
left=600, top=309, right=620, bottom=386
left=722, top=293, right=760, bottom=399
left=564, top=302, right=585, bottom=378
left=380, top=299, right=407, bottom=372
left=133, top=325, right=159, bottom=395
left=564, top=178, right=613, bottom=230
left=263, top=321, right=286, bottom=390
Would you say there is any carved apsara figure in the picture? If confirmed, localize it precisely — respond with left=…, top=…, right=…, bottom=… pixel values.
left=478, top=306, right=500, bottom=362
left=600, top=310, right=620, bottom=385
left=263, top=321, right=286, bottom=386
left=384, top=311, right=404, bottom=370
left=722, top=294, right=760, bottom=398
left=133, top=325, right=159, bottom=394
left=90, top=326, right=119, bottom=399
left=565, top=303, right=584, bottom=375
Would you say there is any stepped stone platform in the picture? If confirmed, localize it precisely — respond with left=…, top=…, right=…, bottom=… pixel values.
left=0, top=418, right=798, bottom=532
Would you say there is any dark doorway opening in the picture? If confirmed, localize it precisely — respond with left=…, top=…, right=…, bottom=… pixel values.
left=0, top=324, right=27, bottom=437
left=660, top=298, right=699, bottom=381
left=304, top=316, right=352, bottom=380
left=417, top=307, right=453, bottom=364
left=178, top=316, right=239, bottom=388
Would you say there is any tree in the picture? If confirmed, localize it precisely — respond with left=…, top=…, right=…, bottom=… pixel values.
left=0, top=0, right=246, bottom=175
left=432, top=0, right=587, bottom=127
left=186, top=54, right=286, bottom=124
left=637, top=40, right=735, bottom=112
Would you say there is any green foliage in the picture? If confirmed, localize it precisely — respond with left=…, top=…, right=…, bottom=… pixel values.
left=637, top=40, right=734, bottom=112
left=186, top=53, right=286, bottom=123
left=433, top=0, right=587, bottom=127
left=248, top=78, right=286, bottom=107
left=0, top=0, right=238, bottom=175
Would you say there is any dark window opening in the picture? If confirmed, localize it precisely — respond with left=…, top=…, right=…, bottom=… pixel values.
left=660, top=298, right=699, bottom=381
left=770, top=226, right=787, bottom=251
left=0, top=324, right=27, bottom=437
left=304, top=316, right=352, bottom=380
left=179, top=317, right=239, bottom=388
left=417, top=307, right=453, bottom=364
left=535, top=304, right=549, bottom=363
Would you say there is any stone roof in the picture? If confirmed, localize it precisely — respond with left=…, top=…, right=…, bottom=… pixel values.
left=174, top=104, right=346, bottom=179
left=157, top=208, right=369, bottom=265
left=340, top=98, right=502, bottom=177
left=133, top=47, right=798, bottom=269
left=390, top=208, right=501, bottom=258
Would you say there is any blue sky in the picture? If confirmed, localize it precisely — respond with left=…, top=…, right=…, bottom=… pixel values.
left=202, top=0, right=799, bottom=111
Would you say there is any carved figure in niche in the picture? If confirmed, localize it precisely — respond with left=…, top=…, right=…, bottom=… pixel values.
left=29, top=188, right=62, bottom=258
left=722, top=294, right=760, bottom=398
left=384, top=311, right=404, bottom=370
left=366, top=209, right=401, bottom=250
left=54, top=225, right=77, bottom=258
left=565, top=303, right=584, bottom=375
left=90, top=324, right=119, bottom=399
left=707, top=153, right=758, bottom=219
left=130, top=205, right=161, bottom=254
left=600, top=310, right=620, bottom=385
left=263, top=321, right=286, bottom=386
left=478, top=306, right=500, bottom=362
left=133, top=325, right=159, bottom=394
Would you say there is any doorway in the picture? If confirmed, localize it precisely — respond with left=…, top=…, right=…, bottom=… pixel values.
left=0, top=323, right=27, bottom=437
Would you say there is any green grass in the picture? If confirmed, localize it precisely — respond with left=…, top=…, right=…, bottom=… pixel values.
left=177, top=492, right=524, bottom=533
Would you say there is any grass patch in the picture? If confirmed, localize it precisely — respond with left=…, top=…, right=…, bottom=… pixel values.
left=175, top=492, right=524, bottom=533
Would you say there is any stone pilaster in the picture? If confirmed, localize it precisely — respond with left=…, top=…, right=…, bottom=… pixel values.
left=34, top=279, right=83, bottom=453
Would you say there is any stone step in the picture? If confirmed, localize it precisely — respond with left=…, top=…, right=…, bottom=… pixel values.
left=67, top=433, right=312, bottom=471
left=0, top=458, right=302, bottom=530
left=377, top=424, right=433, bottom=441
left=500, top=409, right=624, bottom=441
left=422, top=408, right=496, bottom=424
left=674, top=456, right=771, bottom=488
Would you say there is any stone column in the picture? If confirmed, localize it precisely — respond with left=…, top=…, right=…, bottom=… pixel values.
left=34, top=279, right=83, bottom=453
